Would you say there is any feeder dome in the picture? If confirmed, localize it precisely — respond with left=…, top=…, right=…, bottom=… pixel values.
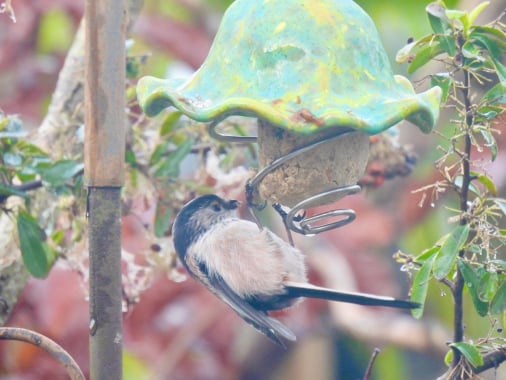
left=137, top=0, right=441, bottom=135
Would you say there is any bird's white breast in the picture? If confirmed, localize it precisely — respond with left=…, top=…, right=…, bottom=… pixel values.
left=190, top=218, right=307, bottom=297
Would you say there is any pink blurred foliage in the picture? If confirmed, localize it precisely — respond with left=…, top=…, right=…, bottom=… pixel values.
left=0, top=268, right=89, bottom=379
left=2, top=2, right=504, bottom=379
left=134, top=13, right=212, bottom=70
left=0, top=3, right=434, bottom=378
left=0, top=0, right=83, bottom=123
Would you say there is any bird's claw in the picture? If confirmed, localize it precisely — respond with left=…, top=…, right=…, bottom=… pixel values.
left=245, top=180, right=267, bottom=210
left=272, top=203, right=306, bottom=223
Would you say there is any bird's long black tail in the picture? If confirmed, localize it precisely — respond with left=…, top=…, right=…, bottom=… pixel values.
left=284, top=282, right=419, bottom=309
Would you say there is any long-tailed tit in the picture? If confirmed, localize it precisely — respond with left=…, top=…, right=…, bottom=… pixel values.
left=172, top=194, right=419, bottom=346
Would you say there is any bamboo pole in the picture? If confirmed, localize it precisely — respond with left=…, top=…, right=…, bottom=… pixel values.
left=84, top=0, right=126, bottom=379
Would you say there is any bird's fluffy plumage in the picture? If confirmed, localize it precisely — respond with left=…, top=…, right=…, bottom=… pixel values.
left=191, top=219, right=307, bottom=298
left=172, top=194, right=418, bottom=346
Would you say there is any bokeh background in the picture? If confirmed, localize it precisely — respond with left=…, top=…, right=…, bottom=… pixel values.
left=0, top=0, right=505, bottom=379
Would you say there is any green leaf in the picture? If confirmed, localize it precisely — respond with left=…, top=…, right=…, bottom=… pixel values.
left=445, top=9, right=469, bottom=37
left=470, top=28, right=506, bottom=85
left=478, top=270, right=498, bottom=302
left=454, top=175, right=481, bottom=195
left=444, top=349, right=453, bottom=366
left=470, top=171, right=497, bottom=196
left=125, top=150, right=138, bottom=167
left=426, top=2, right=457, bottom=56
left=430, top=73, right=452, bottom=104
left=3, top=152, right=23, bottom=167
left=17, top=141, right=47, bottom=156
left=37, top=10, right=74, bottom=54
left=36, top=160, right=84, bottom=187
left=478, top=129, right=497, bottom=161
left=153, top=139, right=193, bottom=178
left=408, top=41, right=445, bottom=73
left=396, top=41, right=417, bottom=64
left=149, top=143, right=167, bottom=165
left=477, top=110, right=498, bottom=120
left=449, top=342, right=484, bottom=367
left=17, top=211, right=54, bottom=278
left=123, top=350, right=154, bottom=380
left=482, top=83, right=506, bottom=105
left=445, top=10, right=466, bottom=21
left=490, top=281, right=506, bottom=315
left=396, top=34, right=437, bottom=64
left=471, top=26, right=506, bottom=51
left=461, top=41, right=486, bottom=64
left=415, top=245, right=440, bottom=263
left=160, top=111, right=183, bottom=136
left=493, top=199, right=506, bottom=216
left=468, top=2, right=490, bottom=26
left=457, top=260, right=489, bottom=316
left=126, top=56, right=146, bottom=79
left=411, top=255, right=435, bottom=319
left=154, top=201, right=172, bottom=238
left=433, top=224, right=470, bottom=280
left=0, top=114, right=24, bottom=136
left=51, top=229, right=65, bottom=246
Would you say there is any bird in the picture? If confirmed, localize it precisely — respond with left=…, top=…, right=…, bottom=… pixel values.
left=172, top=194, right=419, bottom=346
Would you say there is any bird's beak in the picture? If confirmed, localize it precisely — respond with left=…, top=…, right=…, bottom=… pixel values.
left=225, top=199, right=240, bottom=210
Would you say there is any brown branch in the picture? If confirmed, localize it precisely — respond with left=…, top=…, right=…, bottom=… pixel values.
left=473, top=347, right=506, bottom=375
left=363, top=348, right=381, bottom=380
left=0, top=327, right=85, bottom=380
left=0, top=260, right=28, bottom=325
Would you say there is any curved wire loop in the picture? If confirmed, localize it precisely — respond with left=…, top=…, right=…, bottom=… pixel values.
left=208, top=119, right=258, bottom=143
left=246, top=128, right=356, bottom=202
left=209, top=119, right=361, bottom=236
left=286, top=184, right=361, bottom=235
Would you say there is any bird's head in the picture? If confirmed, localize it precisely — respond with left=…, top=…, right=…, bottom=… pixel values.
left=172, top=194, right=240, bottom=259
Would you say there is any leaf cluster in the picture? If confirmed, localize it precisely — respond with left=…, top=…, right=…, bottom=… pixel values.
left=0, top=111, right=83, bottom=278
left=395, top=1, right=506, bottom=373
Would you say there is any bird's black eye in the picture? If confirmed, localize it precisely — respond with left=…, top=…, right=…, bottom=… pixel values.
left=210, top=202, right=222, bottom=212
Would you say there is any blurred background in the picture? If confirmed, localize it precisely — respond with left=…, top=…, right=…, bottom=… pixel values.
left=0, top=0, right=505, bottom=379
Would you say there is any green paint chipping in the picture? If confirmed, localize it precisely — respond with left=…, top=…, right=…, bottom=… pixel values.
left=137, top=0, right=441, bottom=135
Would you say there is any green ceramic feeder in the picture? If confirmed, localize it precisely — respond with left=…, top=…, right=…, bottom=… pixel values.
left=137, top=0, right=441, bottom=207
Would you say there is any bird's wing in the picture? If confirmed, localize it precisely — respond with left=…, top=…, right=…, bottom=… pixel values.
left=207, top=269, right=296, bottom=347
left=283, top=281, right=420, bottom=309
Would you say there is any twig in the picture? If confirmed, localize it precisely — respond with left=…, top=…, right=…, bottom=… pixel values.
left=0, top=167, right=85, bottom=203
left=363, top=348, right=381, bottom=380
left=0, top=327, right=85, bottom=380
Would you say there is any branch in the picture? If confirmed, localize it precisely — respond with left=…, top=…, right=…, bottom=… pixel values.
left=0, top=327, right=84, bottom=380
left=0, top=260, right=28, bottom=325
left=363, top=348, right=381, bottom=380
left=473, top=347, right=506, bottom=375
left=451, top=66, right=474, bottom=369
left=0, top=166, right=85, bottom=204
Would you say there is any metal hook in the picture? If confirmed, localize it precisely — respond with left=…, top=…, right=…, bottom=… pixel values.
left=208, top=119, right=362, bottom=237
left=286, top=184, right=361, bottom=235
left=208, top=119, right=258, bottom=143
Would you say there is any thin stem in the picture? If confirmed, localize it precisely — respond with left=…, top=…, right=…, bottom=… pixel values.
left=450, top=68, right=474, bottom=370
left=363, top=348, right=381, bottom=380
